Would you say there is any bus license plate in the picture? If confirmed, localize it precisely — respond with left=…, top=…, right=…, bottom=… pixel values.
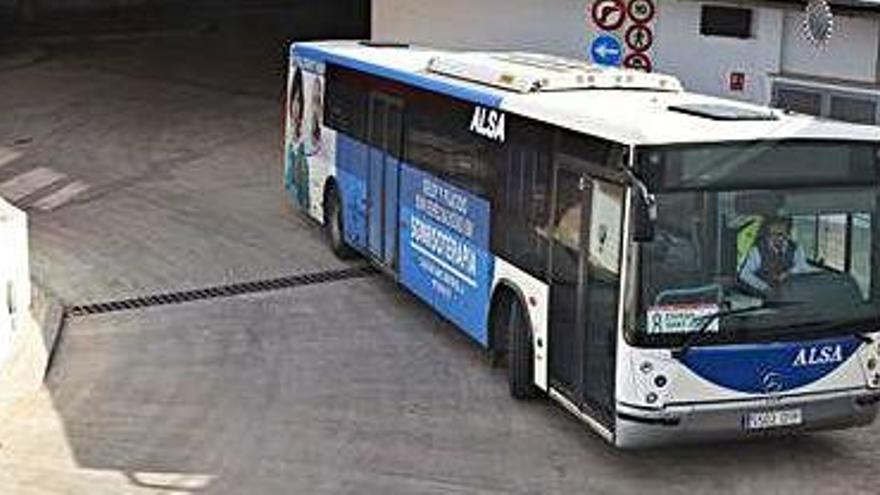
left=745, top=409, right=803, bottom=430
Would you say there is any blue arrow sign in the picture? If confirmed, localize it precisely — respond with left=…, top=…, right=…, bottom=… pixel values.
left=590, top=34, right=623, bottom=67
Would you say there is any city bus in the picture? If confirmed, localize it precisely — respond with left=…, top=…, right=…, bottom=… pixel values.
left=282, top=40, right=880, bottom=447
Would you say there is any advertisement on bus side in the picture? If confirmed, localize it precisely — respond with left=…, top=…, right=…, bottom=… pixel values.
left=398, top=164, right=494, bottom=345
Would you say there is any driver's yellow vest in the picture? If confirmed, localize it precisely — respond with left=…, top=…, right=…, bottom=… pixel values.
left=736, top=215, right=763, bottom=269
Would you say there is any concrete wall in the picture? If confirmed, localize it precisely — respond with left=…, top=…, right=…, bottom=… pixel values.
left=372, top=0, right=880, bottom=106
left=372, top=0, right=589, bottom=57
left=653, top=1, right=783, bottom=103
left=781, top=10, right=879, bottom=83
left=0, top=197, right=30, bottom=370
left=0, top=195, right=65, bottom=411
left=372, top=0, right=787, bottom=102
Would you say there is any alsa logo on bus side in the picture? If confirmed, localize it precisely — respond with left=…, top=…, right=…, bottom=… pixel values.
left=469, top=106, right=506, bottom=143
left=792, top=344, right=844, bottom=367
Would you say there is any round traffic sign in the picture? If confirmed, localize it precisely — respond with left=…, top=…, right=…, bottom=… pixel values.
left=628, top=0, right=655, bottom=24
left=624, top=52, right=652, bottom=72
left=591, top=0, right=627, bottom=31
left=625, top=24, right=653, bottom=52
left=590, top=34, right=623, bottom=67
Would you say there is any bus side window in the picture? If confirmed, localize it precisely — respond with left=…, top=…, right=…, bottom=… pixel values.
left=792, top=212, right=873, bottom=300
left=491, top=121, right=551, bottom=279
left=325, top=66, right=368, bottom=142
left=405, top=93, right=491, bottom=195
left=849, top=213, right=872, bottom=299
left=791, top=213, right=847, bottom=271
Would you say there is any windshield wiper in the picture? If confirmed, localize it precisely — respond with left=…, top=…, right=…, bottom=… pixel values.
left=671, top=300, right=803, bottom=360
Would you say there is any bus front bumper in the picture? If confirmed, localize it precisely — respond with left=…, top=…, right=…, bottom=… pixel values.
left=615, top=390, right=880, bottom=448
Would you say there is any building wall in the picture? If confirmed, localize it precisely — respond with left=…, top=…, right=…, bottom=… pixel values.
left=780, top=10, right=879, bottom=83
left=653, top=1, right=783, bottom=103
left=372, top=0, right=786, bottom=102
left=372, top=0, right=589, bottom=57
left=372, top=0, right=878, bottom=106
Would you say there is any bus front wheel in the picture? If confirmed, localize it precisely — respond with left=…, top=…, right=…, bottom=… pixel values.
left=507, top=298, right=537, bottom=399
left=324, top=188, right=356, bottom=259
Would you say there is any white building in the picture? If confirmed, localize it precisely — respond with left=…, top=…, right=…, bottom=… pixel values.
left=372, top=0, right=880, bottom=124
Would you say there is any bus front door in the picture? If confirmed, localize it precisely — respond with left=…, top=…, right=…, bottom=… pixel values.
left=548, top=165, right=621, bottom=430
left=366, top=93, right=403, bottom=268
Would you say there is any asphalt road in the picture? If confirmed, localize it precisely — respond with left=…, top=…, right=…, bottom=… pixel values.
left=0, top=11, right=878, bottom=495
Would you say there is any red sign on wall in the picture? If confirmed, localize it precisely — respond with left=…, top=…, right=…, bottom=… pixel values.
left=729, top=72, right=746, bottom=92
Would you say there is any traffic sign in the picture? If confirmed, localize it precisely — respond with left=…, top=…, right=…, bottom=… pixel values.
left=625, top=24, right=653, bottom=52
left=628, top=0, right=655, bottom=24
left=591, top=0, right=627, bottom=31
left=624, top=52, right=652, bottom=72
left=590, top=35, right=623, bottom=67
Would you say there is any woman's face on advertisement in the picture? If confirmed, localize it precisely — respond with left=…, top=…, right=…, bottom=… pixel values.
left=290, top=91, right=303, bottom=129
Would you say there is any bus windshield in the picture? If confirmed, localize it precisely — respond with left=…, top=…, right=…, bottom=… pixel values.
left=632, top=140, right=880, bottom=347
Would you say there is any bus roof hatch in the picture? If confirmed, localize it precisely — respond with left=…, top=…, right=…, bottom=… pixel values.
left=427, top=52, right=683, bottom=94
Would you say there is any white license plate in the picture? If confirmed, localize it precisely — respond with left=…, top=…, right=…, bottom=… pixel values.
left=745, top=408, right=803, bottom=430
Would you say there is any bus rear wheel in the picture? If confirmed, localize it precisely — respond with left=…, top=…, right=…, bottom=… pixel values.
left=507, top=298, right=537, bottom=399
left=324, top=188, right=356, bottom=259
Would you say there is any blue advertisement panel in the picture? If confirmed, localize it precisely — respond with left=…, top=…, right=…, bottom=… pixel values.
left=335, top=134, right=369, bottom=250
left=398, top=164, right=494, bottom=346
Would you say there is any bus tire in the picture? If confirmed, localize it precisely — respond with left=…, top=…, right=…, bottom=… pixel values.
left=507, top=298, right=537, bottom=399
left=324, top=187, right=356, bottom=259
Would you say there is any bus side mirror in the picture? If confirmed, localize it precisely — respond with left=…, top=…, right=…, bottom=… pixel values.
left=633, top=192, right=656, bottom=243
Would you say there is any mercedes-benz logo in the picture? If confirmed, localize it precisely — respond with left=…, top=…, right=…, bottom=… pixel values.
left=762, top=371, right=784, bottom=394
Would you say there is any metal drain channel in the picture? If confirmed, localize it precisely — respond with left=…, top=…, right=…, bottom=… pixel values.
left=66, top=265, right=379, bottom=317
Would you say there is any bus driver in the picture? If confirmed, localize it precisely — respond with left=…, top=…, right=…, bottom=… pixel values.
left=738, top=215, right=816, bottom=295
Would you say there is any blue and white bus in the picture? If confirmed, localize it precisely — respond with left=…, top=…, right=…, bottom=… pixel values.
left=283, top=40, right=880, bottom=447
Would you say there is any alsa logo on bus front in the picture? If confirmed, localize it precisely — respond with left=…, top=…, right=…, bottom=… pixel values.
left=470, top=106, right=506, bottom=143
left=792, top=344, right=844, bottom=367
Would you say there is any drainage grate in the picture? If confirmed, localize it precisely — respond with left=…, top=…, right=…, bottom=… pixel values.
left=66, top=265, right=379, bottom=317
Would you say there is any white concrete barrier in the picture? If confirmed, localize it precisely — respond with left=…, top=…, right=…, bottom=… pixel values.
left=0, top=196, right=30, bottom=370
left=0, top=196, right=66, bottom=412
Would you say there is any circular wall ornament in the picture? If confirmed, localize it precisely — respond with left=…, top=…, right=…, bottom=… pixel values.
left=803, top=0, right=834, bottom=45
